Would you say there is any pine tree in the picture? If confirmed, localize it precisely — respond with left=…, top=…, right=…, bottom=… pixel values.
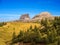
left=11, top=31, right=17, bottom=45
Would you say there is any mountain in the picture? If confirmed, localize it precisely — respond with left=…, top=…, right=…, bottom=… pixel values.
left=19, top=14, right=30, bottom=22
left=32, top=12, right=54, bottom=21
left=19, top=12, right=54, bottom=22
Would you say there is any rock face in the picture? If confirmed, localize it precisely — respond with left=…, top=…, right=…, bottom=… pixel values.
left=32, top=12, right=54, bottom=21
left=20, top=14, right=30, bottom=22
left=19, top=12, right=54, bottom=22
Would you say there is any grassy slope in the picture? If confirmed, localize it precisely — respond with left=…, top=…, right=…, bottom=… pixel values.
left=0, top=22, right=40, bottom=45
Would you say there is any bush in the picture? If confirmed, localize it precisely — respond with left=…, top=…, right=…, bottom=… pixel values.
left=0, top=22, right=6, bottom=27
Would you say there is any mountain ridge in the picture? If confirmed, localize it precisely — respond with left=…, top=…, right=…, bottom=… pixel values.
left=19, top=12, right=54, bottom=22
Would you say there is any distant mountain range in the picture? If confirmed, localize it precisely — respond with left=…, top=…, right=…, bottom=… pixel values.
left=19, top=12, right=54, bottom=22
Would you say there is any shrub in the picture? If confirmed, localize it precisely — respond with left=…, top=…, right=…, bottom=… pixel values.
left=0, top=22, right=6, bottom=27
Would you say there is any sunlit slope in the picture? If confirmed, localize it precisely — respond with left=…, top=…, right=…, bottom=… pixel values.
left=0, top=22, right=40, bottom=45
left=0, top=38, right=6, bottom=45
left=3, top=22, right=40, bottom=34
left=0, top=27, right=12, bottom=45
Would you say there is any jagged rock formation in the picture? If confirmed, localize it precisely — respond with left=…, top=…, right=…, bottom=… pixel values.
left=19, top=12, right=54, bottom=22
left=32, top=12, right=54, bottom=21
left=20, top=14, right=30, bottom=22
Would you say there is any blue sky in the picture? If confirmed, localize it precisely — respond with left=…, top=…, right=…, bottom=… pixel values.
left=0, top=0, right=60, bottom=22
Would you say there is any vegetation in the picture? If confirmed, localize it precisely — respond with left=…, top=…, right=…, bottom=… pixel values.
left=0, top=17, right=60, bottom=45
left=10, top=17, right=60, bottom=45
left=0, top=22, right=40, bottom=45
left=0, top=22, right=6, bottom=27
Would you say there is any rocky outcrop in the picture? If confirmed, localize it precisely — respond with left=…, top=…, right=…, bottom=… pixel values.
left=19, top=12, right=54, bottom=22
left=20, top=14, right=30, bottom=22
left=32, top=12, right=54, bottom=21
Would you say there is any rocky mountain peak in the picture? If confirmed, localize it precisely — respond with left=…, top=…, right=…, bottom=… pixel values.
left=20, top=14, right=30, bottom=22
left=39, top=12, right=52, bottom=17
left=40, top=12, right=51, bottom=16
left=32, top=12, right=54, bottom=21
left=20, top=14, right=30, bottom=19
left=19, top=12, right=54, bottom=22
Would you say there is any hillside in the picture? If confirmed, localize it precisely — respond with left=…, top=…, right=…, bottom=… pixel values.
left=0, top=12, right=60, bottom=45
left=0, top=22, right=40, bottom=45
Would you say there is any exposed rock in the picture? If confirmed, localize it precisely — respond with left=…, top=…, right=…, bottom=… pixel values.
left=20, top=14, right=30, bottom=22
left=32, top=12, right=54, bottom=21
left=19, top=12, right=54, bottom=22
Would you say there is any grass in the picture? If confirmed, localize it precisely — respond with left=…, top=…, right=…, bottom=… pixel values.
left=0, top=22, right=40, bottom=45
left=0, top=22, right=59, bottom=45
